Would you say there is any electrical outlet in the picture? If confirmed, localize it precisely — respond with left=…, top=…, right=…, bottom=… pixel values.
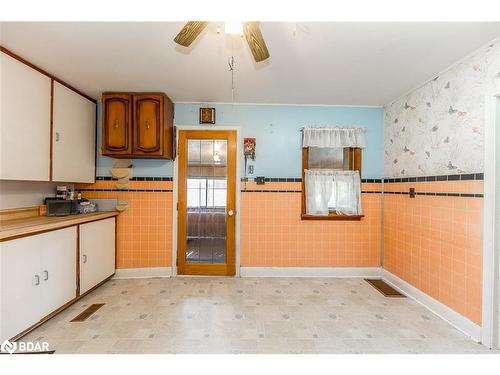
left=248, top=165, right=254, bottom=174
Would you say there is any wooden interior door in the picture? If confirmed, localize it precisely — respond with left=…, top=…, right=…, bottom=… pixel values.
left=177, top=130, right=237, bottom=276
left=134, top=94, right=163, bottom=155
left=102, top=93, right=132, bottom=155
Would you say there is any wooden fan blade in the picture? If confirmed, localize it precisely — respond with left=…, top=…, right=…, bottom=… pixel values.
left=174, top=21, right=209, bottom=47
left=242, top=22, right=270, bottom=62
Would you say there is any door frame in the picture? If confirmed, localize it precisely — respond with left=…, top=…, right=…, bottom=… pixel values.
left=482, top=87, right=500, bottom=348
left=172, top=125, right=242, bottom=277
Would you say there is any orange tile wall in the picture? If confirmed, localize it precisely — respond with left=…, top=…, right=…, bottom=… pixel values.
left=76, top=180, right=173, bottom=269
left=77, top=180, right=382, bottom=270
left=383, top=180, right=483, bottom=324
left=240, top=182, right=382, bottom=267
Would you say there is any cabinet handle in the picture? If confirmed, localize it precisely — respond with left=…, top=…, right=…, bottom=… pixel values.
left=43, top=270, right=49, bottom=281
left=82, top=254, right=87, bottom=263
left=34, top=274, right=40, bottom=286
left=146, top=120, right=150, bottom=130
left=114, top=119, right=119, bottom=129
left=55, top=132, right=60, bottom=142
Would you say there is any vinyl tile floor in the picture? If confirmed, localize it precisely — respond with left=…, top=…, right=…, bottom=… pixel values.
left=21, top=277, right=497, bottom=354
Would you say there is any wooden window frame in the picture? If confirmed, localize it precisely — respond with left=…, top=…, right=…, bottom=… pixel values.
left=301, top=147, right=364, bottom=221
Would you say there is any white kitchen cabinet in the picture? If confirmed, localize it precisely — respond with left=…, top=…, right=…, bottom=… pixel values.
left=40, top=227, right=77, bottom=317
left=79, top=218, right=116, bottom=294
left=0, top=227, right=77, bottom=341
left=0, top=52, right=51, bottom=181
left=0, top=235, right=41, bottom=341
left=52, top=81, right=96, bottom=183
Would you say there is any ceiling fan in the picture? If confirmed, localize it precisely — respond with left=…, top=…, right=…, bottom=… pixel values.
left=173, top=21, right=270, bottom=62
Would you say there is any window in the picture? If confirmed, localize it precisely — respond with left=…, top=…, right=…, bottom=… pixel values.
left=301, top=147, right=363, bottom=220
left=187, top=178, right=227, bottom=208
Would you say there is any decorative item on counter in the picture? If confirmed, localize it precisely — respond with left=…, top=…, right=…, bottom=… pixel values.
left=78, top=200, right=97, bottom=214
left=56, top=185, right=68, bottom=199
left=199, top=107, right=216, bottom=124
left=115, top=200, right=129, bottom=212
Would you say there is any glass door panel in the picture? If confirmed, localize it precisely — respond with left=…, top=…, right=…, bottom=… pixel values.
left=186, top=139, right=228, bottom=264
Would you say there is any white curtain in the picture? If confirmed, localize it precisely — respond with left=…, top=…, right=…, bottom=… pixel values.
left=302, top=126, right=365, bottom=148
left=305, top=170, right=362, bottom=216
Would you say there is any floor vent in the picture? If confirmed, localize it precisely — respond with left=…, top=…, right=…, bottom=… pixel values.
left=365, top=279, right=406, bottom=298
left=70, top=303, right=105, bottom=322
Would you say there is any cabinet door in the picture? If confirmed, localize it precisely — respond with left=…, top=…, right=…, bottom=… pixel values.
left=102, top=94, right=132, bottom=155
left=133, top=94, right=163, bottom=156
left=0, top=235, right=41, bottom=341
left=52, top=82, right=96, bottom=183
left=0, top=52, right=51, bottom=181
left=39, top=227, right=77, bottom=317
left=79, top=218, right=116, bottom=295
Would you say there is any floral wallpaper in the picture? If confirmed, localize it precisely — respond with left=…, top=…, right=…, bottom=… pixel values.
left=384, top=40, right=500, bottom=177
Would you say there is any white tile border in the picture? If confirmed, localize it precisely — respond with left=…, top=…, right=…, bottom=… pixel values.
left=239, top=266, right=382, bottom=278
left=381, top=269, right=482, bottom=342
left=113, top=267, right=172, bottom=279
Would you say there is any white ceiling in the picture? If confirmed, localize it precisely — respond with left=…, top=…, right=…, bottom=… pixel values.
left=1, top=22, right=499, bottom=106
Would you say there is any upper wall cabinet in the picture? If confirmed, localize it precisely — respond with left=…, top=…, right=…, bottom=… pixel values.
left=101, top=93, right=132, bottom=156
left=52, top=82, right=96, bottom=183
left=0, top=53, right=51, bottom=181
left=0, top=47, right=97, bottom=183
left=101, top=92, right=174, bottom=159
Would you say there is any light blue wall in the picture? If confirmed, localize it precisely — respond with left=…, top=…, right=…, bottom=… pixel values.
left=96, top=102, right=384, bottom=179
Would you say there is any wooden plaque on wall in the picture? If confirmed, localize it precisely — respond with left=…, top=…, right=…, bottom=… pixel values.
left=199, top=108, right=216, bottom=124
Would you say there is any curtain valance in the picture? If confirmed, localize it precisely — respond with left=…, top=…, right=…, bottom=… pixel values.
left=302, top=126, right=365, bottom=148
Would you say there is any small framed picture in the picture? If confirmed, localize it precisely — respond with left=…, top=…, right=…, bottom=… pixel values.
left=199, top=108, right=216, bottom=124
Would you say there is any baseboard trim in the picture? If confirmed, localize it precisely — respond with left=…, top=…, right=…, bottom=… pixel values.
left=381, top=269, right=481, bottom=342
left=240, top=266, right=382, bottom=278
left=113, top=267, right=172, bottom=279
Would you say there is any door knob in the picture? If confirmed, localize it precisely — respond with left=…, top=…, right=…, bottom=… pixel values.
left=228, top=210, right=235, bottom=217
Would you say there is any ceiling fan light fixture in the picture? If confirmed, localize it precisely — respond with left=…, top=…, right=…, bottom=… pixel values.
left=224, top=21, right=243, bottom=35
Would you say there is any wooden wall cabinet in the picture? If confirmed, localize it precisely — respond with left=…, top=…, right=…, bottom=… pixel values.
left=101, top=92, right=174, bottom=159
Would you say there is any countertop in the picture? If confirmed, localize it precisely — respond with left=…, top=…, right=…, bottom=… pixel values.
left=0, top=211, right=119, bottom=241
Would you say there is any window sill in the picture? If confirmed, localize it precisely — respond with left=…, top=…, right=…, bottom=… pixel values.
left=301, top=214, right=364, bottom=221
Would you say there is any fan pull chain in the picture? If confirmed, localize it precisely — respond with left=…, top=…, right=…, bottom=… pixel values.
left=228, top=55, right=235, bottom=103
